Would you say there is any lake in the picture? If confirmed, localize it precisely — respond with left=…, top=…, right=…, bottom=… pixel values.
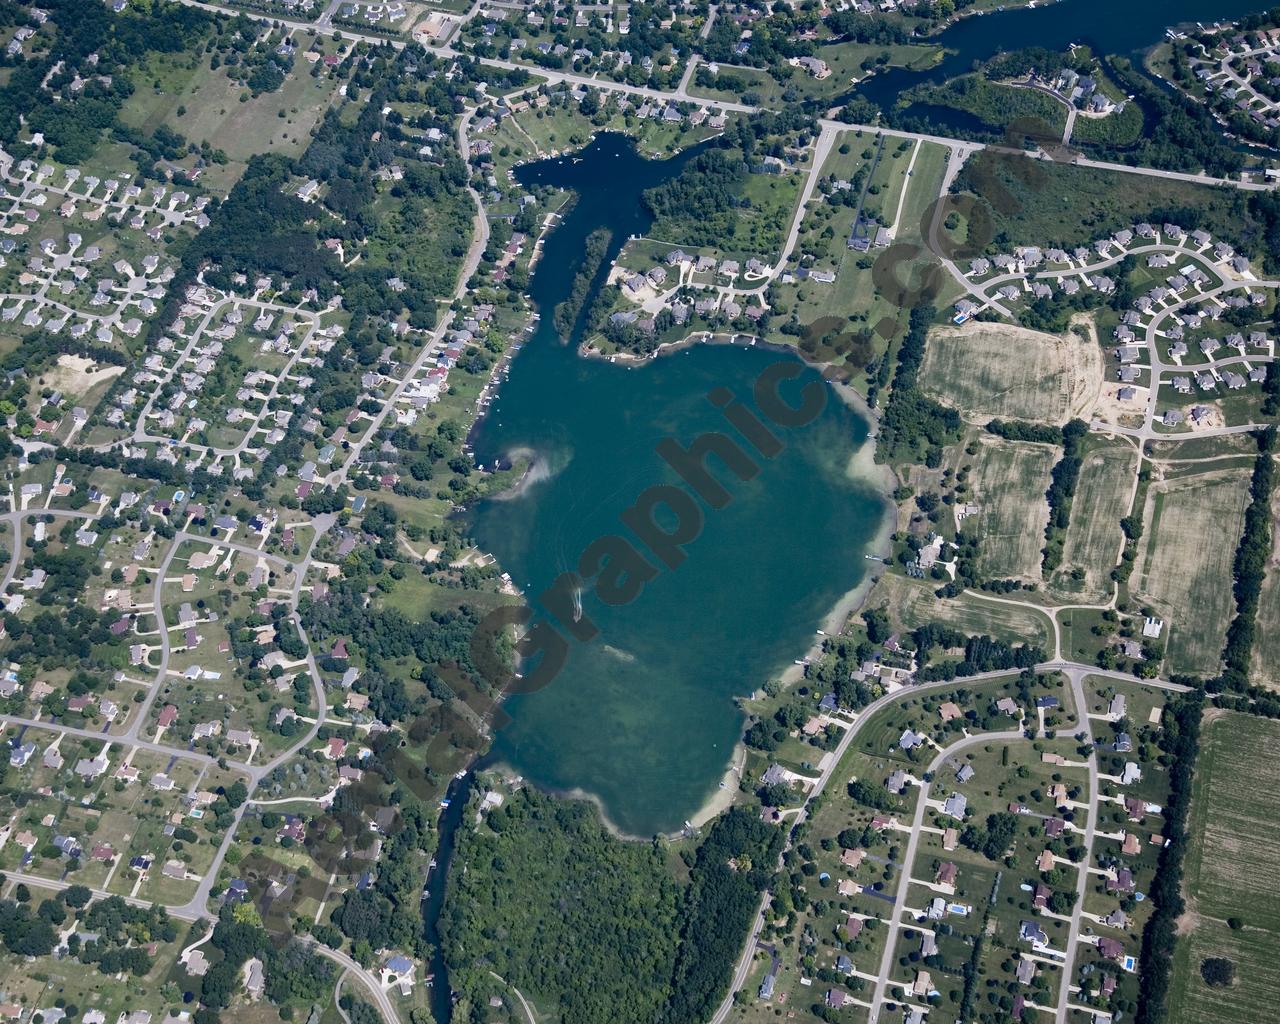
left=467, top=133, right=888, bottom=837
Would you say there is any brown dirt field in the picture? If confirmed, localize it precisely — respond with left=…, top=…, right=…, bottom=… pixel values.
left=921, top=316, right=1104, bottom=425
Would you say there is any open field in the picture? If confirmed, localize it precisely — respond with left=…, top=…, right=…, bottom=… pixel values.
left=1169, top=711, right=1280, bottom=1024
left=919, top=319, right=1103, bottom=424
left=1052, top=438, right=1138, bottom=601
left=1133, top=468, right=1251, bottom=676
left=953, top=157, right=1257, bottom=255
left=867, top=571, right=1053, bottom=651
left=119, top=41, right=344, bottom=192
left=967, top=435, right=1056, bottom=582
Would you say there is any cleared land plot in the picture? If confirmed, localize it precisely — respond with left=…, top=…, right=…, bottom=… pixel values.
left=968, top=436, right=1056, bottom=582
left=868, top=572, right=1053, bottom=652
left=919, top=320, right=1103, bottom=424
left=1133, top=469, right=1250, bottom=676
left=1169, top=711, right=1280, bottom=1024
left=1053, top=440, right=1138, bottom=601
left=1248, top=489, right=1280, bottom=690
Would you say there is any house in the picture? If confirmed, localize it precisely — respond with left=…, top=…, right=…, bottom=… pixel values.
left=938, top=701, right=962, bottom=722
left=1097, top=937, right=1125, bottom=962
left=244, top=958, right=265, bottom=999
left=184, top=949, right=209, bottom=977
left=1020, top=920, right=1049, bottom=946
left=942, top=792, right=967, bottom=819
left=995, top=697, right=1019, bottom=716
left=935, top=862, right=958, bottom=887
left=277, top=815, right=305, bottom=842
left=886, top=769, right=908, bottom=794
left=381, top=955, right=416, bottom=990
left=920, top=931, right=938, bottom=957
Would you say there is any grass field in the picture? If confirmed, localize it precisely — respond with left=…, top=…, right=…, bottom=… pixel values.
left=1169, top=710, right=1280, bottom=1024
left=867, top=572, right=1054, bottom=651
left=919, top=320, right=1103, bottom=424
left=953, top=157, right=1255, bottom=255
left=1053, top=439, right=1138, bottom=601
left=966, top=435, right=1055, bottom=582
left=1133, top=468, right=1251, bottom=676
left=119, top=43, right=343, bottom=192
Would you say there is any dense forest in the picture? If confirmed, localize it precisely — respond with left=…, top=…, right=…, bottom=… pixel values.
left=441, top=791, right=784, bottom=1024
left=912, top=623, right=1045, bottom=680
left=1040, top=418, right=1089, bottom=573
left=641, top=149, right=751, bottom=248
left=440, top=788, right=682, bottom=1024
left=1134, top=693, right=1204, bottom=1024
left=1220, top=427, right=1277, bottom=688
left=554, top=227, right=613, bottom=338
left=875, top=305, right=962, bottom=466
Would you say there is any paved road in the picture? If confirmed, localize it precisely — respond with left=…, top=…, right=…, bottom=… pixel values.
left=1054, top=666, right=1101, bottom=1024
left=328, top=110, right=491, bottom=488
left=170, top=0, right=1277, bottom=194
left=865, top=727, right=1024, bottom=1021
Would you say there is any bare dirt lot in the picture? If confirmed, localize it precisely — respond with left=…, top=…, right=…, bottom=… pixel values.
left=920, top=318, right=1103, bottom=424
left=42, top=353, right=124, bottom=401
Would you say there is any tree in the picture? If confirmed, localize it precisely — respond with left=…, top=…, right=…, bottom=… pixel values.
left=1200, top=957, right=1235, bottom=987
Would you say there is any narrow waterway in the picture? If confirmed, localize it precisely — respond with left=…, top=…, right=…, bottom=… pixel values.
left=423, top=764, right=480, bottom=1024
left=850, top=0, right=1272, bottom=133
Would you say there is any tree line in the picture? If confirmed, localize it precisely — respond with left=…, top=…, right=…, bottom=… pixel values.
left=877, top=305, right=962, bottom=466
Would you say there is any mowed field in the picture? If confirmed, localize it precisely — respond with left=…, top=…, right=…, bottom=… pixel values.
left=1169, top=711, right=1280, bottom=1024
left=1053, top=439, right=1137, bottom=601
left=967, top=435, right=1056, bottom=582
left=919, top=320, right=1103, bottom=424
left=868, top=572, right=1054, bottom=651
left=1133, top=468, right=1251, bottom=676
left=1248, top=489, right=1280, bottom=690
